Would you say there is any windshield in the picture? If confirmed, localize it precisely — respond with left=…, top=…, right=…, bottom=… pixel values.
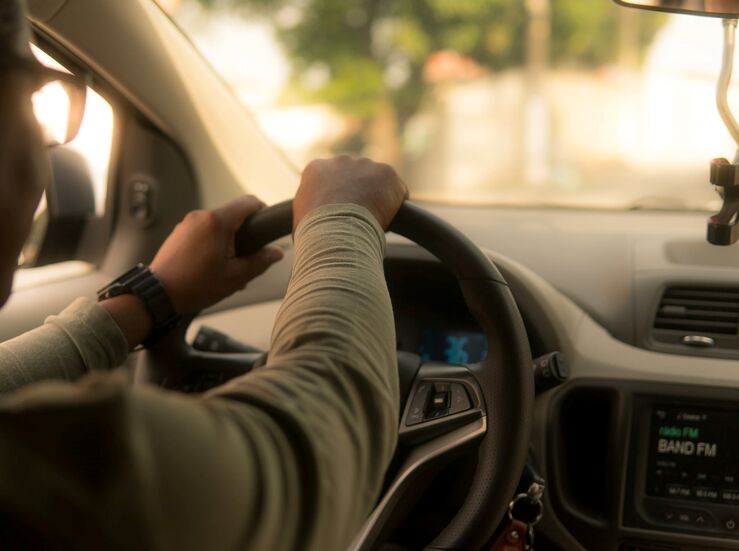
left=158, top=0, right=737, bottom=211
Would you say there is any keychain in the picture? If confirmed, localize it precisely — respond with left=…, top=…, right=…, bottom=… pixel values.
left=499, top=482, right=545, bottom=550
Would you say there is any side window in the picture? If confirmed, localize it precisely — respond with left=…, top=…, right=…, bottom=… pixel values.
left=14, top=45, right=115, bottom=287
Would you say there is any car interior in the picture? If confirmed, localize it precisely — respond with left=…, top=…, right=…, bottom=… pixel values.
left=6, top=0, right=739, bottom=549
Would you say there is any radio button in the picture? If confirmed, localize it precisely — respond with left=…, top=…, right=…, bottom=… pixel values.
left=720, top=489, right=739, bottom=503
left=648, top=502, right=717, bottom=529
left=694, top=487, right=719, bottom=500
left=725, top=518, right=737, bottom=531
left=695, top=509, right=717, bottom=529
left=666, top=484, right=691, bottom=498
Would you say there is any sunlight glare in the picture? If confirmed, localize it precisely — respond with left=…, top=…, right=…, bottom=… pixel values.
left=31, top=82, right=71, bottom=145
left=30, top=44, right=114, bottom=215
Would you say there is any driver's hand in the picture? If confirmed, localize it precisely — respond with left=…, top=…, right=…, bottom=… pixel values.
left=150, top=195, right=284, bottom=314
left=293, top=155, right=408, bottom=232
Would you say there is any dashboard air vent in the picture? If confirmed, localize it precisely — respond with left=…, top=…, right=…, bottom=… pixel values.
left=654, top=286, right=739, bottom=336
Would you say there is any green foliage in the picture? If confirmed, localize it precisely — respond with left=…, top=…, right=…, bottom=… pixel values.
left=194, top=0, right=666, bottom=148
left=552, top=0, right=616, bottom=66
left=550, top=0, right=665, bottom=66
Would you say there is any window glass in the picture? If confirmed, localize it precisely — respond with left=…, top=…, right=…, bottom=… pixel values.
left=15, top=46, right=114, bottom=279
left=162, top=0, right=735, bottom=211
left=31, top=45, right=114, bottom=216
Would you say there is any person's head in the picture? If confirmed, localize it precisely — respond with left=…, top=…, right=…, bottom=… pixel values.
left=0, top=0, right=48, bottom=306
left=0, top=0, right=85, bottom=307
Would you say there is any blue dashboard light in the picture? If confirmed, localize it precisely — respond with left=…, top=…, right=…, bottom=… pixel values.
left=418, top=329, right=488, bottom=364
left=444, top=336, right=471, bottom=364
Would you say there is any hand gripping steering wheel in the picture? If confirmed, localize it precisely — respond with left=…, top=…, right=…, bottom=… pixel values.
left=139, top=200, right=533, bottom=550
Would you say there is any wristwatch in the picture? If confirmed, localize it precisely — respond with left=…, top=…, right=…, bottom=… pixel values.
left=97, top=263, right=181, bottom=347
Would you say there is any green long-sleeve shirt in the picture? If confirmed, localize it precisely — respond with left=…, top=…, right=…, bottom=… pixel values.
left=0, top=204, right=399, bottom=550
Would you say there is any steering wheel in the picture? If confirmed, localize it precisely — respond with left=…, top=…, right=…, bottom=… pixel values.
left=136, top=200, right=533, bottom=550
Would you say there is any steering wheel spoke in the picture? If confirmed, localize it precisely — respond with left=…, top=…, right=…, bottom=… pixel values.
left=399, top=362, right=485, bottom=445
left=345, top=362, right=490, bottom=551
left=351, top=365, right=487, bottom=551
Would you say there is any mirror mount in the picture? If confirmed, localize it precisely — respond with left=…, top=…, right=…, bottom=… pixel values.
left=613, top=2, right=739, bottom=245
left=708, top=158, right=739, bottom=245
left=716, top=19, right=739, bottom=146
left=707, top=18, right=739, bottom=245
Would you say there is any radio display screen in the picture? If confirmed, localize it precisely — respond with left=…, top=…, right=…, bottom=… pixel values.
left=646, top=404, right=739, bottom=504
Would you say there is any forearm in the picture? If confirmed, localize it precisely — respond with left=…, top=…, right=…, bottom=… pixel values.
left=0, top=297, right=128, bottom=392
left=206, top=204, right=399, bottom=549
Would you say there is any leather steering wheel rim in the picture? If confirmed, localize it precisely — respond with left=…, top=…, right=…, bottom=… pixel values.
left=235, top=200, right=534, bottom=550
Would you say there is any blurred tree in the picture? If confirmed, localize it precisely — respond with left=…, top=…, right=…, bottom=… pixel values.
left=196, top=0, right=665, bottom=156
left=550, top=0, right=663, bottom=67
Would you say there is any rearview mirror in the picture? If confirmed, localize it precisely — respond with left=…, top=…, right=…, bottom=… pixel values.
left=614, top=0, right=739, bottom=18
left=31, top=76, right=86, bottom=146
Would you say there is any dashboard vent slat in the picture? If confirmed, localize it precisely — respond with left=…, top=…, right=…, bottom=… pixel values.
left=664, top=289, right=739, bottom=301
left=660, top=298, right=739, bottom=312
left=653, top=286, right=739, bottom=337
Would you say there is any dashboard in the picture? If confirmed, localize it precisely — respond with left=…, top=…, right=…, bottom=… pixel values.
left=37, top=205, right=738, bottom=551
left=347, top=243, right=739, bottom=550
left=378, top=214, right=739, bottom=551
left=547, top=380, right=739, bottom=551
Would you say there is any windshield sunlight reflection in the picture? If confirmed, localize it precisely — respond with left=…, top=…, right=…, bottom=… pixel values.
left=161, top=0, right=734, bottom=211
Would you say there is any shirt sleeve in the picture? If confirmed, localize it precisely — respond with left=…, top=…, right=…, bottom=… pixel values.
left=0, top=297, right=129, bottom=393
left=0, top=204, right=400, bottom=551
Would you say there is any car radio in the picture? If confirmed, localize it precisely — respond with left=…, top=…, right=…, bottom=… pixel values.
left=625, top=401, right=739, bottom=538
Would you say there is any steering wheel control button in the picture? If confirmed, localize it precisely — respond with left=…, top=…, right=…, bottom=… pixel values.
left=430, top=393, right=448, bottom=410
left=426, top=409, right=449, bottom=420
left=406, top=408, right=423, bottom=426
left=406, top=380, right=474, bottom=425
left=449, top=383, right=472, bottom=414
left=421, top=382, right=455, bottom=420
left=406, top=382, right=432, bottom=426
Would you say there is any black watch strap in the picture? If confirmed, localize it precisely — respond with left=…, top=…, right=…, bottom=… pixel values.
left=97, top=263, right=180, bottom=347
